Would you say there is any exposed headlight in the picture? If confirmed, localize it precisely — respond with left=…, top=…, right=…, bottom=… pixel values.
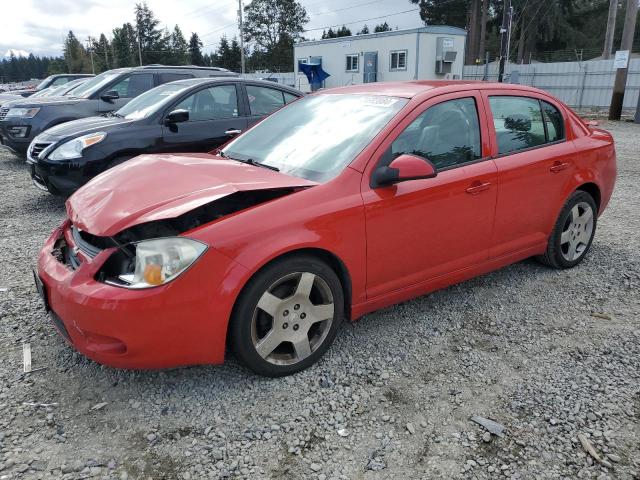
left=48, top=132, right=107, bottom=161
left=116, top=238, right=207, bottom=289
left=6, top=107, right=40, bottom=118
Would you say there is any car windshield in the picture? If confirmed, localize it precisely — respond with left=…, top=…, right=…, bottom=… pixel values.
left=35, top=76, right=53, bottom=90
left=116, top=82, right=192, bottom=120
left=68, top=71, right=122, bottom=99
left=222, top=94, right=407, bottom=182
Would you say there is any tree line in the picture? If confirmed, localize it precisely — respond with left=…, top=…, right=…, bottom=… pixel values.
left=3, top=0, right=640, bottom=83
left=410, top=0, right=640, bottom=64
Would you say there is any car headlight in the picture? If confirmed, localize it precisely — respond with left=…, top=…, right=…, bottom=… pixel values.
left=115, top=238, right=207, bottom=289
left=48, top=132, right=107, bottom=161
left=6, top=107, right=40, bottom=118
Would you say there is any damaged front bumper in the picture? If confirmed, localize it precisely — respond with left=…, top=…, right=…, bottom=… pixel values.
left=36, top=220, right=248, bottom=369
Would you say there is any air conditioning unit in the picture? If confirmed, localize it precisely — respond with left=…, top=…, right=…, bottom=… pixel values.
left=436, top=37, right=457, bottom=75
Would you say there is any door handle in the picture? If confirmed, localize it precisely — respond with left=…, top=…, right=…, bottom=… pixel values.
left=225, top=129, right=242, bottom=136
left=465, top=182, right=491, bottom=195
left=550, top=162, right=569, bottom=173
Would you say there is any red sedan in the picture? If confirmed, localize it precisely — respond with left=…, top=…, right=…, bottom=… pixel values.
left=36, top=81, right=616, bottom=376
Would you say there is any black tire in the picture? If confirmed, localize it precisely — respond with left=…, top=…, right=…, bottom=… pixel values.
left=229, top=255, right=344, bottom=377
left=537, top=190, right=598, bottom=269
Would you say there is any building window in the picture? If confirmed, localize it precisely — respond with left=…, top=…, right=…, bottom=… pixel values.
left=298, top=58, right=308, bottom=65
left=346, top=54, right=359, bottom=72
left=390, top=50, right=407, bottom=71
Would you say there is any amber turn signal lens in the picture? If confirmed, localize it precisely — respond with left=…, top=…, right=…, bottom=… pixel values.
left=143, top=264, right=163, bottom=285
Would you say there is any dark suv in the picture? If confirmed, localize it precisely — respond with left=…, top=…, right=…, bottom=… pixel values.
left=0, top=66, right=237, bottom=155
left=28, top=78, right=303, bottom=195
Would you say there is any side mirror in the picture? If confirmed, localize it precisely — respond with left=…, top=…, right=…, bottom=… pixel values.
left=100, top=90, right=120, bottom=102
left=372, top=154, right=437, bottom=188
left=164, top=109, right=189, bottom=124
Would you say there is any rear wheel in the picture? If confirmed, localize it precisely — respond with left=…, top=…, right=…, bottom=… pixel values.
left=229, top=255, right=344, bottom=377
left=537, top=191, right=597, bottom=269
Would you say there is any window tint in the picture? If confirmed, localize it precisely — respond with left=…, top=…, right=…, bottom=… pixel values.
left=158, top=73, right=193, bottom=85
left=174, top=84, right=238, bottom=121
left=390, top=97, right=482, bottom=170
left=109, top=74, right=155, bottom=99
left=541, top=100, right=564, bottom=142
left=283, top=92, right=299, bottom=104
left=489, top=96, right=546, bottom=155
left=246, top=85, right=286, bottom=115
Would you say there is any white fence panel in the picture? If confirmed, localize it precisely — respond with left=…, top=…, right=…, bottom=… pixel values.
left=462, top=59, right=640, bottom=111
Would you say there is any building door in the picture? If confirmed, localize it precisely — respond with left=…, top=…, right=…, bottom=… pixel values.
left=363, top=52, right=378, bottom=83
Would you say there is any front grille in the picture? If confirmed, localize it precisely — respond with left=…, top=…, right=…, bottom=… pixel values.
left=0, top=107, right=8, bottom=120
left=71, top=226, right=103, bottom=258
left=30, top=142, right=52, bottom=159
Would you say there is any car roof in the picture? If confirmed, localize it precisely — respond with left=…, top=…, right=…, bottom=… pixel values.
left=321, top=81, right=551, bottom=99
left=168, top=77, right=303, bottom=94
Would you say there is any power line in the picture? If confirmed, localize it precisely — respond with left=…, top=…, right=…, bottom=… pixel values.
left=302, top=7, right=420, bottom=33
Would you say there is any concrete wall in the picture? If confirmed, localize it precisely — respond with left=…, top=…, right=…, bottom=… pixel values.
left=293, top=27, right=466, bottom=92
left=463, top=58, right=640, bottom=111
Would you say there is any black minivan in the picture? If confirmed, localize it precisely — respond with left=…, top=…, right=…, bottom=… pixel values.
left=0, top=65, right=236, bottom=155
left=28, top=78, right=303, bottom=195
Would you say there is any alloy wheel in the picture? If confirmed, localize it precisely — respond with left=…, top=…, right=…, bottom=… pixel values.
left=560, top=201, right=594, bottom=262
left=250, top=272, right=335, bottom=366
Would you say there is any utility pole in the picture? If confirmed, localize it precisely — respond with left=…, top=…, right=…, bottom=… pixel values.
left=498, top=0, right=511, bottom=82
left=137, top=28, right=143, bottom=66
left=608, top=0, right=638, bottom=120
left=603, top=0, right=618, bottom=60
left=86, top=37, right=95, bottom=74
left=238, top=0, right=245, bottom=74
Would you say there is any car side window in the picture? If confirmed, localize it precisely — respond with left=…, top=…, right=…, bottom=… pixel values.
left=173, top=85, right=239, bottom=121
left=489, top=96, right=548, bottom=155
left=283, top=92, right=299, bottom=104
left=158, top=73, right=193, bottom=85
left=108, top=74, right=155, bottom=99
left=51, top=77, right=70, bottom=86
left=246, top=85, right=286, bottom=116
left=389, top=97, right=482, bottom=170
left=541, top=100, right=564, bottom=142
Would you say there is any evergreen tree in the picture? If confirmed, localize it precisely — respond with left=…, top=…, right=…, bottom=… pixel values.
left=373, top=22, right=391, bottom=33
left=63, top=31, right=89, bottom=73
left=358, top=24, right=370, bottom=35
left=188, top=33, right=204, bottom=65
left=135, top=2, right=163, bottom=64
left=112, top=23, right=138, bottom=67
left=170, top=25, right=189, bottom=64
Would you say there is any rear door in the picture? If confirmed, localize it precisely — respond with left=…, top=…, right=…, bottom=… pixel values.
left=242, top=84, right=297, bottom=128
left=160, top=83, right=247, bottom=152
left=481, top=91, right=576, bottom=257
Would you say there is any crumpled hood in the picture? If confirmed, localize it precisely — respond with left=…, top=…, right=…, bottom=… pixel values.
left=67, top=153, right=317, bottom=237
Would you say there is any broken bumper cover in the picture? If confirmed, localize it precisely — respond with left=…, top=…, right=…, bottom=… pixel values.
left=37, top=221, right=248, bottom=369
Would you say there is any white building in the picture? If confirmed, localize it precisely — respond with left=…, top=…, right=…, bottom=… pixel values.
left=293, top=26, right=467, bottom=92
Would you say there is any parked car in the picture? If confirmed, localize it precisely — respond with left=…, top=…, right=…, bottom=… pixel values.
left=8, top=74, right=94, bottom=98
left=0, top=65, right=237, bottom=155
left=36, top=81, right=616, bottom=376
left=27, top=78, right=302, bottom=195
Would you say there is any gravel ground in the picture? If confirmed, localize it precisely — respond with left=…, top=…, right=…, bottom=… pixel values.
left=0, top=120, right=638, bottom=480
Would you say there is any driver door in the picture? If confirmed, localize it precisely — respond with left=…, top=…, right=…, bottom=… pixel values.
left=361, top=92, right=498, bottom=298
left=160, top=83, right=247, bottom=152
left=97, top=73, right=154, bottom=113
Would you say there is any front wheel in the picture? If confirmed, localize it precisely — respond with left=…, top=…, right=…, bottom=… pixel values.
left=537, top=190, right=597, bottom=269
left=229, top=256, right=344, bottom=377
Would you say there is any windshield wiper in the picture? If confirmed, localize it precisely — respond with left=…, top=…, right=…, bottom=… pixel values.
left=227, top=155, right=279, bottom=172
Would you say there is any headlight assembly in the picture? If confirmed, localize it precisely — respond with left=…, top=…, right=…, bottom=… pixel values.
left=48, top=132, right=107, bottom=160
left=109, top=237, right=207, bottom=289
left=6, top=107, right=40, bottom=118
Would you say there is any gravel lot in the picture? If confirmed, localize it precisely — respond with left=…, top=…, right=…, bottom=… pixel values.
left=0, top=120, right=638, bottom=480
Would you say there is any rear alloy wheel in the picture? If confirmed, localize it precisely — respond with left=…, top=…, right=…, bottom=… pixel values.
left=230, top=256, right=344, bottom=376
left=537, top=191, right=597, bottom=269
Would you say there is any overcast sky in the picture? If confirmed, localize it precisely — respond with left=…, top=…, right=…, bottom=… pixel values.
left=0, top=0, right=425, bottom=58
